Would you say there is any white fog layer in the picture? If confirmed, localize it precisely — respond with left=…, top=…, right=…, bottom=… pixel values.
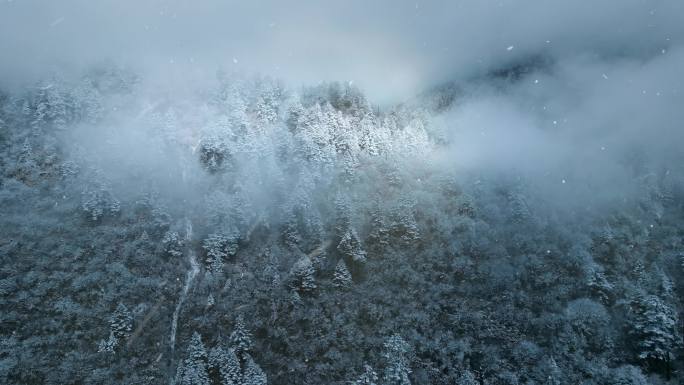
left=0, top=2, right=683, bottom=385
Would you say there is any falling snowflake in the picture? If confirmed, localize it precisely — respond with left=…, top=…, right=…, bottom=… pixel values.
left=50, top=17, right=65, bottom=27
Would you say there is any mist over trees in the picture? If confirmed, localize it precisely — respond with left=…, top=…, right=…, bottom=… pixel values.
left=1, top=1, right=684, bottom=384
left=0, top=62, right=682, bottom=385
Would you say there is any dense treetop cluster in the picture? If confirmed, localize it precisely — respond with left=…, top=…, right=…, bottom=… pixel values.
left=0, top=65, right=683, bottom=384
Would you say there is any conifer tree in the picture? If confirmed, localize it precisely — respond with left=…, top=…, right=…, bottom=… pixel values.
left=97, top=330, right=118, bottom=353
left=354, top=364, right=379, bottom=385
left=243, top=354, right=267, bottom=385
left=110, top=303, right=132, bottom=340
left=230, top=315, right=254, bottom=358
left=163, top=230, right=184, bottom=258
left=382, top=335, right=411, bottom=385
left=290, top=257, right=317, bottom=294
left=209, top=346, right=241, bottom=385
left=332, top=259, right=352, bottom=288
left=203, top=232, right=239, bottom=273
left=368, top=203, right=389, bottom=249
left=629, top=294, right=680, bottom=375
left=282, top=215, right=302, bottom=249
left=176, top=332, right=210, bottom=385
left=337, top=228, right=367, bottom=263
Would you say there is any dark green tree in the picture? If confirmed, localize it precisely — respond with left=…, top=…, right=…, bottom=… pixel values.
left=175, top=332, right=210, bottom=385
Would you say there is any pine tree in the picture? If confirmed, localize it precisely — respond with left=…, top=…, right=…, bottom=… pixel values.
left=332, top=259, right=352, bottom=288
left=632, top=260, right=647, bottom=287
left=289, top=257, right=317, bottom=294
left=243, top=354, right=267, bottom=385
left=254, top=81, right=279, bottom=126
left=382, top=335, right=411, bottom=385
left=110, top=303, right=132, bottom=340
left=282, top=215, right=302, bottom=249
left=16, top=138, right=37, bottom=181
left=176, top=332, right=210, bottom=385
left=199, top=136, right=231, bottom=173
left=203, top=232, right=239, bottom=273
left=97, top=330, right=118, bottom=353
left=230, top=315, right=254, bottom=358
left=46, top=85, right=69, bottom=130
left=82, top=184, right=121, bottom=221
left=163, top=230, right=184, bottom=258
left=586, top=264, right=614, bottom=304
left=338, top=229, right=367, bottom=263
left=354, top=364, right=379, bottom=385
left=368, top=203, right=389, bottom=249
left=209, top=346, right=241, bottom=385
left=31, top=90, right=48, bottom=130
left=391, top=199, right=420, bottom=246
left=629, top=294, right=680, bottom=375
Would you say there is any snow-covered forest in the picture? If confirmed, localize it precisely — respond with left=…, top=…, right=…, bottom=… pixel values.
left=1, top=1, right=684, bottom=385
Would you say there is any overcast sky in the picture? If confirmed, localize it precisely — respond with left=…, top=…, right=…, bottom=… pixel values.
left=1, top=0, right=682, bottom=101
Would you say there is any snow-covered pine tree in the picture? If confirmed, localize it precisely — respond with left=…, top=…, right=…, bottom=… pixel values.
left=199, top=135, right=231, bottom=173
left=289, top=257, right=317, bottom=294
left=586, top=264, right=614, bottom=304
left=203, top=232, right=239, bottom=273
left=162, top=230, right=184, bottom=258
left=16, top=138, right=38, bottom=181
left=209, top=346, right=242, bottom=385
left=31, top=88, right=48, bottom=130
left=282, top=213, right=302, bottom=250
left=110, top=303, right=132, bottom=340
left=382, top=334, right=411, bottom=385
left=176, top=332, right=210, bottom=385
left=82, top=186, right=121, bottom=221
left=332, top=259, right=352, bottom=288
left=368, top=202, right=389, bottom=250
left=354, top=364, right=379, bottom=385
left=254, top=79, right=280, bottom=126
left=230, top=315, right=254, bottom=358
left=74, top=78, right=103, bottom=123
left=45, top=85, right=69, bottom=130
left=97, top=330, right=118, bottom=353
left=243, top=354, right=267, bottom=385
left=337, top=229, right=367, bottom=263
left=629, top=294, right=681, bottom=375
left=391, top=199, right=420, bottom=246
